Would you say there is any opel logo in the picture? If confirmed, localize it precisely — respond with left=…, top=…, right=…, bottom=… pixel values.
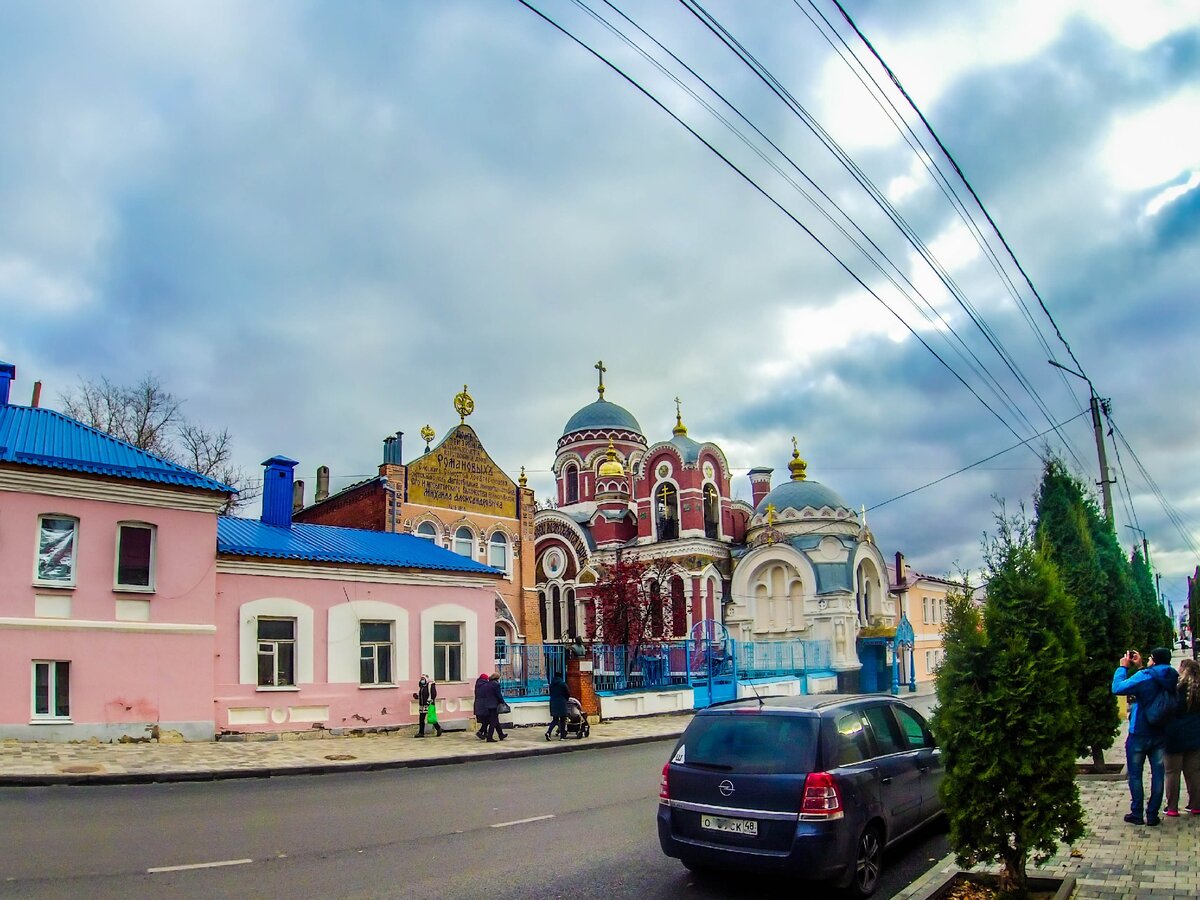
left=718, top=780, right=735, bottom=797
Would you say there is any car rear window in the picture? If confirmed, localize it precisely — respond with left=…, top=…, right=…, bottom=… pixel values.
left=677, top=713, right=818, bottom=774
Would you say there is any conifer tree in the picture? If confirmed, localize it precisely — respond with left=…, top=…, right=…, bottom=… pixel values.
left=1033, top=460, right=1121, bottom=769
left=1129, top=547, right=1172, bottom=651
left=932, top=511, right=1084, bottom=897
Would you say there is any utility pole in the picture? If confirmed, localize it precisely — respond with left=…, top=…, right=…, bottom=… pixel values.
left=1049, top=360, right=1115, bottom=526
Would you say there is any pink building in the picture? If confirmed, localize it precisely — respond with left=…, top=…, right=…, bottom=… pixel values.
left=213, top=457, right=501, bottom=735
left=0, top=363, right=501, bottom=741
left=0, top=361, right=232, bottom=741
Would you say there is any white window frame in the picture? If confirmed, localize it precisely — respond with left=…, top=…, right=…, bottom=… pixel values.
left=35, top=514, right=79, bottom=587
left=453, top=527, right=474, bottom=559
left=415, top=521, right=439, bottom=543
left=359, top=620, right=395, bottom=686
left=257, top=617, right=297, bottom=688
left=488, top=532, right=509, bottom=573
left=114, top=521, right=156, bottom=592
left=32, top=660, right=71, bottom=721
left=433, top=621, right=464, bottom=683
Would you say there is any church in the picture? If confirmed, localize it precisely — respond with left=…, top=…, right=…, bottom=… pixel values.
left=533, top=365, right=897, bottom=689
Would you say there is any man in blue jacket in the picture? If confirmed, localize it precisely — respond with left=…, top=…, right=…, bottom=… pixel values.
left=1113, top=647, right=1180, bottom=825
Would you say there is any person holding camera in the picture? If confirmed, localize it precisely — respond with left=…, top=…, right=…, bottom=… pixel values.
left=1113, top=647, right=1179, bottom=825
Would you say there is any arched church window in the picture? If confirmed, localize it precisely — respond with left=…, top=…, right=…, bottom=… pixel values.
left=416, top=521, right=438, bottom=542
left=551, top=585, right=563, bottom=640
left=565, top=465, right=579, bottom=504
left=703, top=484, right=720, bottom=539
left=655, top=482, right=679, bottom=541
left=494, top=624, right=509, bottom=664
left=488, top=532, right=509, bottom=571
left=566, top=587, right=577, bottom=640
left=671, top=576, right=687, bottom=638
left=539, top=590, right=548, bottom=642
left=649, top=581, right=663, bottom=638
left=454, top=527, right=474, bottom=558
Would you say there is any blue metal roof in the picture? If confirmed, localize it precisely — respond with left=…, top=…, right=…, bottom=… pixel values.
left=755, top=479, right=851, bottom=515
left=561, top=399, right=643, bottom=437
left=0, top=404, right=235, bottom=493
left=217, top=517, right=503, bottom=574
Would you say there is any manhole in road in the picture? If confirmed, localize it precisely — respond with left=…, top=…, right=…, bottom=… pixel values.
left=324, top=754, right=357, bottom=761
left=59, top=765, right=105, bottom=774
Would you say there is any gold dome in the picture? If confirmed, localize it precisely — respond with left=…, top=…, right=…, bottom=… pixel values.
left=788, top=436, right=808, bottom=482
left=598, top=439, right=625, bottom=477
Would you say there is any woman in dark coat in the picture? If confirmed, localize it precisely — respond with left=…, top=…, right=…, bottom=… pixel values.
left=414, top=674, right=442, bottom=738
left=482, top=673, right=507, bottom=742
left=547, top=674, right=570, bottom=740
left=1165, top=658, right=1200, bottom=816
left=473, top=673, right=490, bottom=741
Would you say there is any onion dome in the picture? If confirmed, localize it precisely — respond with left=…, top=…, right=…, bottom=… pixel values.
left=755, top=440, right=851, bottom=514
left=668, top=400, right=702, bottom=463
left=597, top=440, right=625, bottom=477
left=561, top=398, right=643, bottom=437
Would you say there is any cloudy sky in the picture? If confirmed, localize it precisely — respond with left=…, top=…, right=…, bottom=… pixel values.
left=3, top=1, right=1198, bottom=609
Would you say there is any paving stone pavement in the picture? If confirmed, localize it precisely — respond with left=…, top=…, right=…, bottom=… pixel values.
left=894, top=777, right=1200, bottom=900
left=0, top=715, right=690, bottom=785
left=4, top=712, right=1197, bottom=897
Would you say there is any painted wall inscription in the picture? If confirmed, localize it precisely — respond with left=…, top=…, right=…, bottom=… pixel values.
left=407, top=426, right=517, bottom=517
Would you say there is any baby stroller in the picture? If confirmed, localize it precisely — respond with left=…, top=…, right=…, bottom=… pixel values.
left=562, top=696, right=590, bottom=739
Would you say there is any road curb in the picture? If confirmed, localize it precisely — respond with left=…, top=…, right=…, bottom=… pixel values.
left=0, top=731, right=684, bottom=788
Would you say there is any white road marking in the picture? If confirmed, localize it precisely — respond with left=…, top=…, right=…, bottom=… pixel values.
left=490, top=814, right=556, bottom=829
left=147, top=858, right=253, bottom=874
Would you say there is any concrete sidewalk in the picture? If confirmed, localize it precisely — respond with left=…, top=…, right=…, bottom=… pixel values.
left=0, top=716, right=690, bottom=786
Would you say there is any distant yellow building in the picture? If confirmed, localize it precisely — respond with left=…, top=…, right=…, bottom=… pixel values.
left=890, top=558, right=970, bottom=684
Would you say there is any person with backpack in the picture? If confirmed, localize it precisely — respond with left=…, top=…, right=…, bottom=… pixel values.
left=1113, top=647, right=1180, bottom=825
left=1164, top=657, right=1200, bottom=817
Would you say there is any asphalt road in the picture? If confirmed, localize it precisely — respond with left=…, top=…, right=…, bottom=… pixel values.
left=0, top=738, right=947, bottom=899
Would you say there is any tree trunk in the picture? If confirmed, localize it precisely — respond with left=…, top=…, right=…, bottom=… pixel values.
left=1089, top=746, right=1106, bottom=773
left=998, top=848, right=1027, bottom=897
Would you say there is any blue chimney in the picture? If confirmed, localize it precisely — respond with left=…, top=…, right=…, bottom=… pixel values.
left=0, top=361, right=14, bottom=406
left=261, top=456, right=299, bottom=528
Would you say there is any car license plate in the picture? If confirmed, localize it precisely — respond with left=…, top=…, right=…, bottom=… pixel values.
left=700, top=814, right=758, bottom=836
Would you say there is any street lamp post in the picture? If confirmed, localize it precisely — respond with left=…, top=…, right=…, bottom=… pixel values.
left=1048, top=360, right=1116, bottom=526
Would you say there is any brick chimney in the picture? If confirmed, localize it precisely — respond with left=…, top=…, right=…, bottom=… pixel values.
left=315, top=465, right=330, bottom=502
left=292, top=479, right=305, bottom=513
left=261, top=456, right=299, bottom=528
left=0, top=361, right=14, bottom=406
left=747, top=466, right=773, bottom=509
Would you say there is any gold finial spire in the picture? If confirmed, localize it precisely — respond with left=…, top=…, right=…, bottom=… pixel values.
left=598, top=439, right=625, bottom=477
left=453, top=384, right=475, bottom=423
left=420, top=424, right=435, bottom=453
left=594, top=360, right=607, bottom=399
left=519, top=466, right=528, bottom=488
left=788, top=437, right=808, bottom=481
left=766, top=502, right=776, bottom=544
left=672, top=396, right=687, bottom=436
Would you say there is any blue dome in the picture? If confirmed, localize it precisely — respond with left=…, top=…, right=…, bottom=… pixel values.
left=756, top=479, right=851, bottom=515
left=669, top=432, right=702, bottom=464
left=561, top=399, right=642, bottom=437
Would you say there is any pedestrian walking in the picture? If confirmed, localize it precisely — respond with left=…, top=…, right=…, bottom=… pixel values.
left=1113, top=647, right=1179, bottom=825
left=546, top=673, right=570, bottom=740
left=474, top=672, right=490, bottom=740
left=413, top=674, right=442, bottom=738
left=1164, top=657, right=1200, bottom=817
left=482, top=672, right=507, bottom=742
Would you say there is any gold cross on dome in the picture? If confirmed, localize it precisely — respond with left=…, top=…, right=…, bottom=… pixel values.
left=595, top=360, right=607, bottom=399
left=767, top=503, right=776, bottom=526
left=658, top=483, right=673, bottom=514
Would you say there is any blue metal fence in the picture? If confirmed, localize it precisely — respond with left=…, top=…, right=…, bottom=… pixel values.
left=501, top=639, right=831, bottom=697
left=497, top=644, right=568, bottom=698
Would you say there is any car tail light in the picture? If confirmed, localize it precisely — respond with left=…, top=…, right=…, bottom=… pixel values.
left=659, top=763, right=671, bottom=802
left=800, top=771, right=844, bottom=819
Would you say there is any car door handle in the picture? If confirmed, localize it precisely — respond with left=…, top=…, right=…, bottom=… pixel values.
left=918, top=766, right=929, bottom=773
left=880, top=776, right=893, bottom=785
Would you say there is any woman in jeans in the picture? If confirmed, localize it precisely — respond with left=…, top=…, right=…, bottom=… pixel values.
left=1164, top=658, right=1200, bottom=816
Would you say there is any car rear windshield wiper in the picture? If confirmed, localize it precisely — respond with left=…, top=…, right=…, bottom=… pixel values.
left=685, top=761, right=734, bottom=771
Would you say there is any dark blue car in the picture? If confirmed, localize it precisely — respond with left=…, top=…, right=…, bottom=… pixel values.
left=657, top=694, right=943, bottom=897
